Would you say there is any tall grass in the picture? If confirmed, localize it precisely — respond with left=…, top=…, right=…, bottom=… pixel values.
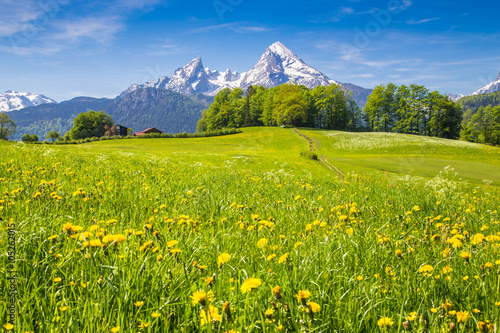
left=0, top=134, right=499, bottom=332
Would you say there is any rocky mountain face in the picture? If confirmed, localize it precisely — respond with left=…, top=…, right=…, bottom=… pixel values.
left=473, top=71, right=500, bottom=95
left=121, top=42, right=370, bottom=107
left=0, top=90, right=57, bottom=112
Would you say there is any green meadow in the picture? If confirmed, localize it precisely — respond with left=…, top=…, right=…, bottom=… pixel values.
left=1, top=128, right=499, bottom=332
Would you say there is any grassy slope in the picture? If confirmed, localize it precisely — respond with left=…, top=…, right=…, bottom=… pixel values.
left=5, top=127, right=500, bottom=185
left=301, top=130, right=500, bottom=186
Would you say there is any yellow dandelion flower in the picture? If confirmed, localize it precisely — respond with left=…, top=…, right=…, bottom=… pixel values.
left=110, top=327, right=120, bottom=332
left=265, top=308, right=275, bottom=317
left=3, top=323, right=14, bottom=330
left=460, top=252, right=471, bottom=260
left=295, top=290, right=312, bottom=303
left=471, top=233, right=485, bottom=245
left=294, top=241, right=303, bottom=248
left=151, top=312, right=161, bottom=318
left=418, top=265, right=434, bottom=273
left=166, top=240, right=178, bottom=248
left=377, top=317, right=394, bottom=327
left=58, top=306, right=67, bottom=311
left=356, top=275, right=363, bottom=281
left=442, top=266, right=453, bottom=274
left=272, top=285, right=282, bottom=298
left=217, top=253, right=231, bottom=267
left=200, top=305, right=222, bottom=325
left=190, top=290, right=214, bottom=306
left=138, top=322, right=149, bottom=328
left=240, top=277, right=262, bottom=293
left=257, top=238, right=267, bottom=249
left=306, top=301, right=321, bottom=313
left=53, top=277, right=62, bottom=283
left=407, top=312, right=417, bottom=321
left=134, top=301, right=144, bottom=307
left=278, top=252, right=289, bottom=264
left=456, top=311, right=469, bottom=323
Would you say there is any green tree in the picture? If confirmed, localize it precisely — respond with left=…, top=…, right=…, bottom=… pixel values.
left=272, top=84, right=308, bottom=126
left=30, top=134, right=39, bottom=142
left=46, top=131, right=60, bottom=142
left=0, top=112, right=17, bottom=140
left=67, top=110, right=114, bottom=140
left=22, top=134, right=32, bottom=142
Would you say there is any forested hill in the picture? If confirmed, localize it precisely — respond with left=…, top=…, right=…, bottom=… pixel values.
left=104, top=88, right=212, bottom=134
left=457, top=91, right=500, bottom=113
left=8, top=97, right=114, bottom=141
left=8, top=89, right=213, bottom=140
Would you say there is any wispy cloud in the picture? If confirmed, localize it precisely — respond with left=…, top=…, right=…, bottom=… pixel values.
left=147, top=39, right=197, bottom=56
left=186, top=22, right=272, bottom=35
left=312, top=6, right=355, bottom=23
left=407, top=17, right=440, bottom=25
left=49, top=17, right=124, bottom=45
left=388, top=0, right=412, bottom=12
left=0, top=0, right=49, bottom=37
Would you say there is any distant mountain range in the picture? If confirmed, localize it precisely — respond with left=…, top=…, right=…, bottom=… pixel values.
left=0, top=90, right=57, bottom=112
left=7, top=90, right=212, bottom=141
left=121, top=41, right=371, bottom=107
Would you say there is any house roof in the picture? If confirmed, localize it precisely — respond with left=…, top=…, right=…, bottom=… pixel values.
left=134, top=127, right=162, bottom=136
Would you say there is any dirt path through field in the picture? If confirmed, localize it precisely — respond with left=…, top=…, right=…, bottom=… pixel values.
left=293, top=128, right=344, bottom=179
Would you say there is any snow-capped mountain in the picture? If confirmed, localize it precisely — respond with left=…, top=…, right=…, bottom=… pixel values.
left=472, top=71, right=500, bottom=95
left=448, top=93, right=465, bottom=102
left=0, top=90, right=57, bottom=112
left=121, top=41, right=358, bottom=100
left=240, top=41, right=339, bottom=89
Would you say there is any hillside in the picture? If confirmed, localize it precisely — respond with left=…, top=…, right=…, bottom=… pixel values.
left=457, top=90, right=500, bottom=113
left=8, top=97, right=114, bottom=140
left=48, top=127, right=500, bottom=186
left=104, top=88, right=213, bottom=134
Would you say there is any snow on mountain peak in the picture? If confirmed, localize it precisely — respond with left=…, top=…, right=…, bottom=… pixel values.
left=472, top=71, right=500, bottom=95
left=0, top=91, right=57, bottom=112
left=121, top=41, right=346, bottom=98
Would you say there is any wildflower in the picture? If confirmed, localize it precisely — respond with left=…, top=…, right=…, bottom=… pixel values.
left=200, top=305, right=222, bottom=325
left=278, top=253, right=289, bottom=264
left=456, top=311, right=469, bottom=323
left=272, top=285, right=282, bottom=299
left=139, top=240, right=153, bottom=251
left=356, top=275, right=363, bottom=281
left=346, top=227, right=354, bottom=235
left=294, top=242, right=303, bottom=248
left=472, top=309, right=480, bottom=313
left=166, top=240, right=178, bottom=248
left=418, top=265, right=434, bottom=273
left=377, top=317, right=394, bottom=327
left=413, top=205, right=420, bottom=211
left=460, top=252, right=471, bottom=260
left=110, top=327, right=120, bottom=332
left=295, top=290, right=312, bottom=303
left=442, top=300, right=453, bottom=310
left=265, top=308, right=275, bottom=317
left=134, top=301, right=144, bottom=307
left=471, top=233, right=486, bottom=245
left=257, top=238, right=267, bottom=249
left=58, top=306, right=67, bottom=311
left=3, top=323, right=14, bottom=330
left=54, top=277, right=62, bottom=283
left=151, top=312, right=161, bottom=318
left=407, top=312, right=417, bottom=321
left=430, top=308, right=439, bottom=313
left=395, top=249, right=402, bottom=257
left=217, top=253, right=231, bottom=267
left=241, top=278, right=262, bottom=293
left=484, top=262, right=494, bottom=269
left=138, top=323, right=149, bottom=328
left=306, top=301, right=321, bottom=313
left=442, top=266, right=453, bottom=274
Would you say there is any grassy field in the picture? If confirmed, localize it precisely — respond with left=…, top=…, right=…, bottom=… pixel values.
left=1, top=128, right=499, bottom=332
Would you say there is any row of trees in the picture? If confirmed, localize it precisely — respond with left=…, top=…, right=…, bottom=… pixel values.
left=197, top=84, right=364, bottom=132
left=364, top=83, right=463, bottom=139
left=461, top=105, right=500, bottom=145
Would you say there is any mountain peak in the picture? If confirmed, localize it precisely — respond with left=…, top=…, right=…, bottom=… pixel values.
left=267, top=41, right=298, bottom=59
left=0, top=91, right=57, bottom=112
left=472, top=71, right=500, bottom=95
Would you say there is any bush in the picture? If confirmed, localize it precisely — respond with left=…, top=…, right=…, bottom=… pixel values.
left=300, top=150, right=319, bottom=160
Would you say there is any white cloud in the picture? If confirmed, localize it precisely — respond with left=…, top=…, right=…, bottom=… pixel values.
left=49, top=17, right=124, bottom=44
left=186, top=22, right=272, bottom=34
left=407, top=17, right=440, bottom=25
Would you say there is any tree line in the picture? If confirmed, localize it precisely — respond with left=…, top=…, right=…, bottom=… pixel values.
left=364, top=83, right=463, bottom=139
left=197, top=84, right=365, bottom=132
left=457, top=91, right=500, bottom=113
left=461, top=105, right=500, bottom=145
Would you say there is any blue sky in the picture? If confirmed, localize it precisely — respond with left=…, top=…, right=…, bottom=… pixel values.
left=0, top=0, right=499, bottom=101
